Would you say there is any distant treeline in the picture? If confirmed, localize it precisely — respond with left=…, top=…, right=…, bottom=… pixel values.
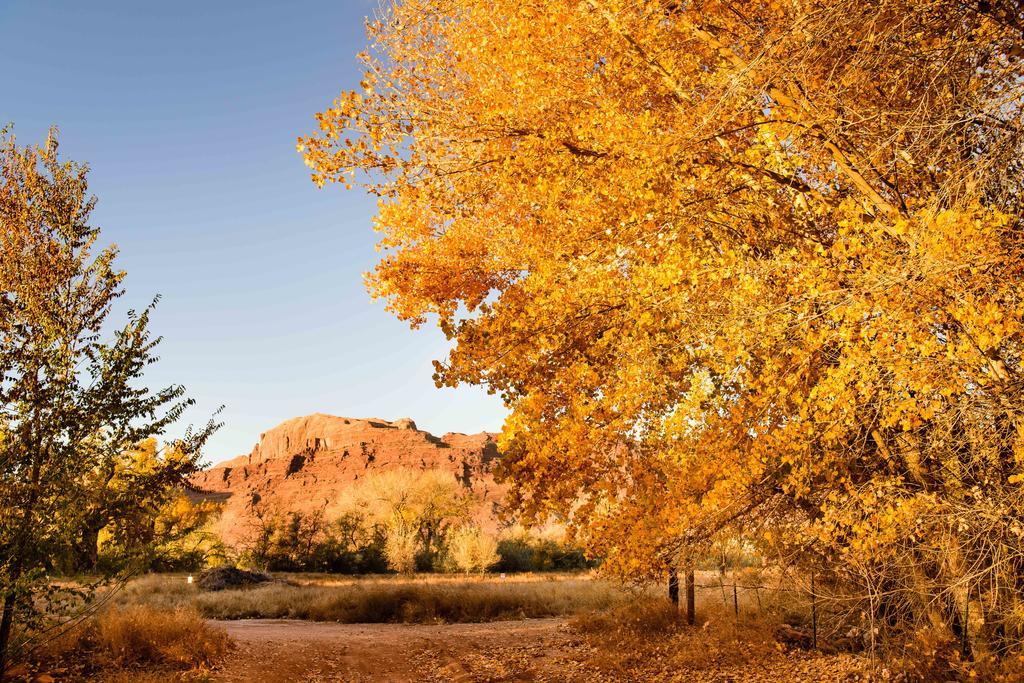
left=233, top=508, right=595, bottom=574
left=99, top=469, right=598, bottom=575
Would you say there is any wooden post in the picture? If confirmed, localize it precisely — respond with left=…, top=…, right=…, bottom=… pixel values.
left=685, top=568, right=696, bottom=626
left=733, top=583, right=739, bottom=620
left=811, top=570, right=818, bottom=651
left=668, top=566, right=679, bottom=607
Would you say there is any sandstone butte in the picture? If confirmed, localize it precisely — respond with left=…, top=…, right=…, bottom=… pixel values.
left=187, top=413, right=503, bottom=546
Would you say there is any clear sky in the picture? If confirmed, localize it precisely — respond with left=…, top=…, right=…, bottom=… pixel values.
left=0, top=0, right=507, bottom=463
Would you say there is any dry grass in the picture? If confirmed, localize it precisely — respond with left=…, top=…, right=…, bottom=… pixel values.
left=570, top=597, right=866, bottom=681
left=114, top=572, right=633, bottom=623
left=31, top=604, right=231, bottom=681
left=81, top=572, right=870, bottom=682
left=87, top=604, right=230, bottom=669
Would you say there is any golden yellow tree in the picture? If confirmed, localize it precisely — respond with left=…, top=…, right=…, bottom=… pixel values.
left=302, top=0, right=1024, bottom=658
left=449, top=524, right=499, bottom=574
left=339, top=469, right=473, bottom=572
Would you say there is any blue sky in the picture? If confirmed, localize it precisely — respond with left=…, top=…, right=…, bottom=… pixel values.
left=0, top=0, right=507, bottom=463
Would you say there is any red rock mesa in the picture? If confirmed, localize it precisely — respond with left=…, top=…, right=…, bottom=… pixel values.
left=188, top=414, right=502, bottom=545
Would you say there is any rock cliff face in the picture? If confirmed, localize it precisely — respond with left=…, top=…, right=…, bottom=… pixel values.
left=188, top=414, right=502, bottom=546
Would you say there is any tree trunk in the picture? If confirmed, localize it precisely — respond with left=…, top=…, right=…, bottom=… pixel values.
left=0, top=592, right=16, bottom=677
left=1, top=404, right=46, bottom=676
left=74, top=523, right=102, bottom=571
left=668, top=566, right=679, bottom=606
left=1, top=469, right=39, bottom=675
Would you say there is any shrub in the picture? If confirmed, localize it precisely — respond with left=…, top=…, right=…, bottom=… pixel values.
left=449, top=525, right=499, bottom=573
left=496, top=536, right=596, bottom=572
left=196, top=566, right=274, bottom=592
left=89, top=605, right=230, bottom=669
left=384, top=527, right=419, bottom=573
left=37, top=604, right=231, bottom=677
left=571, top=598, right=683, bottom=636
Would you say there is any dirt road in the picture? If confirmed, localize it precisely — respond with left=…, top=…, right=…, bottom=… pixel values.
left=210, top=618, right=864, bottom=682
left=210, top=618, right=579, bottom=683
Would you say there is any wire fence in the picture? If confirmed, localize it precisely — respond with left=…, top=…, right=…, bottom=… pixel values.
left=672, top=569, right=988, bottom=663
left=668, top=569, right=822, bottom=649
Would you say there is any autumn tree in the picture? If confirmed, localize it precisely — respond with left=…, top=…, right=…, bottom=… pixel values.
left=64, top=438, right=219, bottom=572
left=339, top=469, right=473, bottom=572
left=303, top=0, right=1024, bottom=662
left=449, top=524, right=499, bottom=574
left=144, top=489, right=226, bottom=571
left=242, top=505, right=326, bottom=571
left=0, top=129, right=217, bottom=673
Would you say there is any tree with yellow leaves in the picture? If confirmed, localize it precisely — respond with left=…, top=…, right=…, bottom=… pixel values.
left=77, top=439, right=227, bottom=572
left=303, top=0, right=1024, bottom=663
left=449, top=524, right=499, bottom=574
left=339, top=469, right=473, bottom=572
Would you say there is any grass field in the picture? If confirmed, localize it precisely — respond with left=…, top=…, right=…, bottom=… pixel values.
left=113, top=571, right=639, bottom=623
left=22, top=570, right=869, bottom=682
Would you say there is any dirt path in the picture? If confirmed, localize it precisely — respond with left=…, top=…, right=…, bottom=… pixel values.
left=211, top=618, right=864, bottom=682
left=210, top=618, right=578, bottom=683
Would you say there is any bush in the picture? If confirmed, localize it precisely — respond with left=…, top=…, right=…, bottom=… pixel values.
left=111, top=573, right=628, bottom=624
left=90, top=605, right=230, bottom=669
left=449, top=525, right=499, bottom=573
left=384, top=527, right=419, bottom=573
left=37, top=604, right=231, bottom=678
left=197, top=565, right=274, bottom=591
left=496, top=536, right=596, bottom=572
left=567, top=597, right=861, bottom=679
left=571, top=598, right=684, bottom=636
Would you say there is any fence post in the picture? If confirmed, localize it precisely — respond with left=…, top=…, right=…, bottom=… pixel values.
left=733, top=583, right=739, bottom=621
left=685, top=568, right=696, bottom=626
left=811, top=570, right=818, bottom=651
